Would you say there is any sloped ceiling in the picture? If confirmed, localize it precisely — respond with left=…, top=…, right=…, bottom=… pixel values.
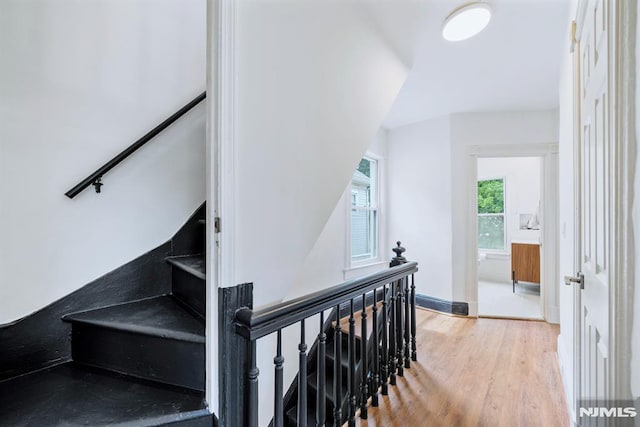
left=375, top=0, right=571, bottom=128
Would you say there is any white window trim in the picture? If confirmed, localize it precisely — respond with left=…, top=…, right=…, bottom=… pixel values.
left=477, top=176, right=508, bottom=254
left=346, top=153, right=385, bottom=270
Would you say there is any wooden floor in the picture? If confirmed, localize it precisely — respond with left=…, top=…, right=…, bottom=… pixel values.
left=354, top=308, right=569, bottom=427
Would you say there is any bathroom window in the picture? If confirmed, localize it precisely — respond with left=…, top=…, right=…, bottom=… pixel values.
left=350, top=157, right=379, bottom=263
left=477, top=178, right=505, bottom=251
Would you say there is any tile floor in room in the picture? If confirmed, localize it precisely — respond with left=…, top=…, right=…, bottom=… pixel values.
left=478, top=279, right=542, bottom=319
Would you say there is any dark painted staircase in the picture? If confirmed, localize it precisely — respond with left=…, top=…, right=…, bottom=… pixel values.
left=285, top=327, right=363, bottom=427
left=0, top=205, right=212, bottom=427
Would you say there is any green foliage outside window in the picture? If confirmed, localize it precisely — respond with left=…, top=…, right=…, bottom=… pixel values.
left=477, top=179, right=504, bottom=214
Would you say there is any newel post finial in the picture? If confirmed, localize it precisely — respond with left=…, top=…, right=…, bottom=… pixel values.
left=390, top=241, right=407, bottom=267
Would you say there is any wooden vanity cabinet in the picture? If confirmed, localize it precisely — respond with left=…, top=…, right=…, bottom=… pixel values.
left=511, top=242, right=540, bottom=292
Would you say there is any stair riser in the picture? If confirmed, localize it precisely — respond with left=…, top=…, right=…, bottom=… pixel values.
left=325, top=354, right=357, bottom=378
left=172, top=268, right=205, bottom=318
left=71, top=324, right=204, bottom=391
left=171, top=205, right=206, bottom=257
left=327, top=332, right=362, bottom=356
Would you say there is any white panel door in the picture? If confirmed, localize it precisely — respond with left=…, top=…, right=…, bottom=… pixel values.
left=571, top=0, right=611, bottom=424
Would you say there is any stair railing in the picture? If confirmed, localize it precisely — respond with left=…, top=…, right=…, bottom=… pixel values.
left=220, top=242, right=418, bottom=427
left=64, top=92, right=206, bottom=198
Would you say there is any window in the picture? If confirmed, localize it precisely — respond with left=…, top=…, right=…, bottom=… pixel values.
left=477, top=178, right=505, bottom=251
left=350, top=157, right=378, bottom=263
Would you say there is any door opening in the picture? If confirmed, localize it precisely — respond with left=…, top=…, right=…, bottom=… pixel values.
left=476, top=156, right=544, bottom=320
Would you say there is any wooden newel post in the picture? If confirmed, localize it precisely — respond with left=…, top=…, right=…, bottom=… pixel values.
left=219, top=283, right=254, bottom=427
left=389, top=241, right=407, bottom=267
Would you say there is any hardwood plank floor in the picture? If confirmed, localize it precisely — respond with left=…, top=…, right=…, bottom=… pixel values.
left=355, top=308, right=569, bottom=427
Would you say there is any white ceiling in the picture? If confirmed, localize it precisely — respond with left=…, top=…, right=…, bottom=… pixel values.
left=368, top=0, right=571, bottom=129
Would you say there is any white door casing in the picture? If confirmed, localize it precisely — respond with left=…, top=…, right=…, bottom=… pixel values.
left=465, top=143, right=559, bottom=322
left=206, top=0, right=238, bottom=413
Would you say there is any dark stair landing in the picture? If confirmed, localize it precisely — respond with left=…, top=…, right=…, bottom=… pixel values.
left=0, top=362, right=210, bottom=427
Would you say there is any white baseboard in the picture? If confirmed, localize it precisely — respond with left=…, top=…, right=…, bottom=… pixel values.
left=467, top=301, right=478, bottom=317
left=546, top=305, right=560, bottom=324
left=557, top=334, right=576, bottom=424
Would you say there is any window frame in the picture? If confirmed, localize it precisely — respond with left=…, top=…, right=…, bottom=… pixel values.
left=477, top=176, right=507, bottom=253
left=346, top=153, right=384, bottom=269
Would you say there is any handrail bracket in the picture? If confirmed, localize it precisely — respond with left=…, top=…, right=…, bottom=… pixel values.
left=92, top=177, right=103, bottom=193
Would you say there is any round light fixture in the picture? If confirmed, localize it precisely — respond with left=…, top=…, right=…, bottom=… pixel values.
left=442, top=2, right=492, bottom=42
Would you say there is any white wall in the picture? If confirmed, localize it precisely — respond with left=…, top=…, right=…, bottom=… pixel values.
left=232, top=3, right=408, bottom=424
left=385, top=111, right=557, bottom=304
left=233, top=0, right=407, bottom=308
left=449, top=111, right=559, bottom=310
left=387, top=116, right=453, bottom=300
left=477, top=157, right=542, bottom=283
left=286, top=129, right=390, bottom=301
left=0, top=0, right=206, bottom=324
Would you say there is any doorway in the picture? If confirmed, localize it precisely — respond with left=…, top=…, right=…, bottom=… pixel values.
left=464, top=143, right=558, bottom=322
left=476, top=156, right=544, bottom=319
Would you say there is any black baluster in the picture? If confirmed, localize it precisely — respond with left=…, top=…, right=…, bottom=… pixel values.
left=381, top=284, right=389, bottom=395
left=411, top=274, right=417, bottom=361
left=396, top=279, right=404, bottom=377
left=248, top=340, right=259, bottom=427
left=348, top=300, right=356, bottom=427
left=298, top=320, right=308, bottom=427
left=333, top=305, right=342, bottom=427
left=317, top=312, right=327, bottom=427
left=404, top=278, right=411, bottom=369
left=360, top=293, right=368, bottom=419
left=371, top=288, right=379, bottom=406
left=274, top=330, right=284, bottom=427
left=389, top=282, right=397, bottom=386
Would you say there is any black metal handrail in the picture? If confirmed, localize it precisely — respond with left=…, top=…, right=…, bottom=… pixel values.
left=65, top=91, right=206, bottom=199
left=234, top=261, right=418, bottom=340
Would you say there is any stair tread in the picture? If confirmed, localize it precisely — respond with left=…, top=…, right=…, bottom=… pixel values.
left=63, top=296, right=204, bottom=343
left=286, top=404, right=323, bottom=427
left=166, top=254, right=206, bottom=280
left=0, top=362, right=208, bottom=427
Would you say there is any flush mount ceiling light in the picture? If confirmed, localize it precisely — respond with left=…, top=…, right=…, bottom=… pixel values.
left=442, top=2, right=492, bottom=42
